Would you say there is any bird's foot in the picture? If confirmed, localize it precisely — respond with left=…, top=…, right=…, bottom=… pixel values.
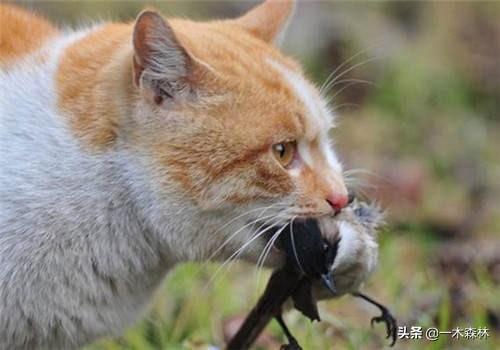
left=353, top=292, right=397, bottom=346
left=275, top=314, right=303, bottom=350
left=370, top=307, right=397, bottom=346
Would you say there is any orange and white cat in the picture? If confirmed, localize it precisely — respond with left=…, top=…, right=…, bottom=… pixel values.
left=0, top=1, right=348, bottom=349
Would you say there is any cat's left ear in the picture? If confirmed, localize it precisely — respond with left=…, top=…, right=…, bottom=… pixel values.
left=235, top=0, right=295, bottom=45
left=133, top=10, right=194, bottom=105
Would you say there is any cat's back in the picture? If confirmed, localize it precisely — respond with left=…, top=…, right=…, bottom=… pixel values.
left=0, top=5, right=98, bottom=232
left=0, top=4, right=58, bottom=68
left=0, top=4, right=62, bottom=137
left=0, top=4, right=94, bottom=161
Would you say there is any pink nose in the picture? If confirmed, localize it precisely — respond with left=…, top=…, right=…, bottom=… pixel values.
left=326, top=193, right=348, bottom=213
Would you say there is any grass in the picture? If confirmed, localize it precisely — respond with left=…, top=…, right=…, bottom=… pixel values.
left=85, top=223, right=498, bottom=349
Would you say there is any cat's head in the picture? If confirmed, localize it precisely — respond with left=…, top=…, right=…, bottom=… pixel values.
left=128, top=0, right=348, bottom=261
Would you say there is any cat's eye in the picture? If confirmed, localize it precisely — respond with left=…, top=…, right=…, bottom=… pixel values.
left=272, top=141, right=297, bottom=168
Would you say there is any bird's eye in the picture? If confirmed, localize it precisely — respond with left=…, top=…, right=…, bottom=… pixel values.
left=272, top=141, right=297, bottom=168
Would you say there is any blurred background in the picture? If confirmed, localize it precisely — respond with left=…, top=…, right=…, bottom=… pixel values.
left=12, top=1, right=500, bottom=349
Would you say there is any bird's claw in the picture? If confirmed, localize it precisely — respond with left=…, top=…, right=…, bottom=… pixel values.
left=370, top=309, right=397, bottom=347
left=353, top=292, right=397, bottom=347
left=280, top=340, right=302, bottom=350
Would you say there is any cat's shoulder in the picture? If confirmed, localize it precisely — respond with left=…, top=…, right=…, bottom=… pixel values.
left=0, top=4, right=58, bottom=68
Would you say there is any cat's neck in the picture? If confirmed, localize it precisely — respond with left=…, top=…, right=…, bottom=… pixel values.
left=56, top=23, right=136, bottom=150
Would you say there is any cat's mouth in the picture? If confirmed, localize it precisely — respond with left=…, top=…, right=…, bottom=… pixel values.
left=255, top=217, right=339, bottom=275
left=250, top=212, right=336, bottom=265
left=246, top=211, right=337, bottom=267
left=252, top=219, right=309, bottom=261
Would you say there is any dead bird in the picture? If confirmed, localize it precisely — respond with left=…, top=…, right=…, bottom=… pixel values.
left=226, top=200, right=397, bottom=350
left=316, top=200, right=397, bottom=346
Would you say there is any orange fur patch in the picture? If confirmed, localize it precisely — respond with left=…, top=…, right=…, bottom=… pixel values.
left=56, top=23, right=134, bottom=149
left=0, top=4, right=58, bottom=67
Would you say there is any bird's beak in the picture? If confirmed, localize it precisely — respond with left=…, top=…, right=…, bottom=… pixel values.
left=321, top=273, right=337, bottom=295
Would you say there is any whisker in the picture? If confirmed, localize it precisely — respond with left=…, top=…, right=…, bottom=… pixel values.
left=254, top=221, right=290, bottom=293
left=345, top=179, right=377, bottom=191
left=319, top=46, right=376, bottom=94
left=343, top=168, right=380, bottom=177
left=343, top=168, right=382, bottom=194
left=211, top=203, right=282, bottom=237
left=326, top=79, right=375, bottom=103
left=203, top=203, right=285, bottom=264
left=203, top=214, right=289, bottom=290
left=350, top=186, right=372, bottom=201
left=255, top=221, right=288, bottom=273
left=331, top=102, right=360, bottom=112
left=289, top=216, right=305, bottom=275
left=322, top=56, right=380, bottom=97
left=327, top=78, right=375, bottom=88
left=232, top=211, right=292, bottom=280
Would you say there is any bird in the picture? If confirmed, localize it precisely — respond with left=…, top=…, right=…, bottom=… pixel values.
left=314, top=199, right=397, bottom=346
left=226, top=199, right=397, bottom=350
left=273, top=199, right=397, bottom=348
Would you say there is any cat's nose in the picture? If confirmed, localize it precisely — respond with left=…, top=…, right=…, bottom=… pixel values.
left=326, top=192, right=348, bottom=213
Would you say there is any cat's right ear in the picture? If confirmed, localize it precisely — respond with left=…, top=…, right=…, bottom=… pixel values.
left=133, top=10, right=193, bottom=105
left=236, top=0, right=295, bottom=46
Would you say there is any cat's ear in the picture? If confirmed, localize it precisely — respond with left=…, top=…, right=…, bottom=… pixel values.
left=133, top=10, right=193, bottom=104
left=236, top=0, right=295, bottom=45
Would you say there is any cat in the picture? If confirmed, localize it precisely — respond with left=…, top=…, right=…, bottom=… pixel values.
left=0, top=1, right=348, bottom=349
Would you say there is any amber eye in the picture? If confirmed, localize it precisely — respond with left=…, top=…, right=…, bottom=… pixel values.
left=272, top=141, right=297, bottom=168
